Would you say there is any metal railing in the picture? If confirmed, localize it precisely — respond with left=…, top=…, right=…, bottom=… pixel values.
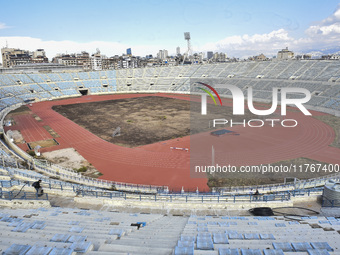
left=2, top=168, right=113, bottom=193
left=218, top=174, right=340, bottom=195
left=0, top=190, right=48, bottom=200
left=74, top=190, right=292, bottom=203
left=0, top=165, right=326, bottom=201
left=74, top=188, right=322, bottom=203
left=322, top=197, right=340, bottom=208
left=1, top=167, right=324, bottom=204
left=32, top=158, right=168, bottom=193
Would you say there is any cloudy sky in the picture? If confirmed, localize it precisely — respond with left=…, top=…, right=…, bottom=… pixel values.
left=0, top=0, right=340, bottom=60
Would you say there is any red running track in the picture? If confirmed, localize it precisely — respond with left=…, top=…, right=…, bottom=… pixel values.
left=6, top=93, right=340, bottom=191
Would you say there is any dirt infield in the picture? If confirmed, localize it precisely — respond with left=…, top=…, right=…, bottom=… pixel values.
left=43, top=148, right=102, bottom=178
left=52, top=96, right=191, bottom=147
left=51, top=96, right=263, bottom=147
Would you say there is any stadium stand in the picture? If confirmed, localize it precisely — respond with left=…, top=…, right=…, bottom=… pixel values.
left=1, top=60, right=338, bottom=113
left=0, top=61, right=340, bottom=254
left=0, top=207, right=340, bottom=254
left=1, top=61, right=339, bottom=164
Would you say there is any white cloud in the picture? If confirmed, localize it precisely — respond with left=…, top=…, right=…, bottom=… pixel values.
left=0, top=23, right=9, bottom=30
left=306, top=22, right=340, bottom=36
left=319, top=3, right=340, bottom=25
left=197, top=29, right=294, bottom=58
left=197, top=5, right=340, bottom=58
left=305, top=4, right=340, bottom=39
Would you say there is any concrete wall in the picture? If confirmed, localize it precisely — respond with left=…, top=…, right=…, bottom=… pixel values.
left=75, top=196, right=294, bottom=213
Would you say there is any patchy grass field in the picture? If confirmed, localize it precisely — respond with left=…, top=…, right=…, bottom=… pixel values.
left=52, top=96, right=266, bottom=147
left=29, top=139, right=58, bottom=149
left=53, top=96, right=192, bottom=147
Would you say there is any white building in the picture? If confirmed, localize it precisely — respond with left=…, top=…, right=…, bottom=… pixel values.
left=33, top=49, right=46, bottom=58
left=277, top=47, right=294, bottom=60
left=157, top=49, right=168, bottom=60
left=330, top=54, right=340, bottom=60
left=91, top=53, right=104, bottom=71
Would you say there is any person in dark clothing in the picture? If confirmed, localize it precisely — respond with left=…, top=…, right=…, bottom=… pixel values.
left=254, top=189, right=260, bottom=201
left=32, top=180, right=43, bottom=197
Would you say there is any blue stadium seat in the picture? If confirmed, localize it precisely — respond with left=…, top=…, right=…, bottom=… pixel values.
left=108, top=229, right=124, bottom=237
left=69, top=226, right=84, bottom=233
left=310, top=242, right=334, bottom=251
left=263, top=249, right=284, bottom=255
left=49, top=248, right=74, bottom=255
left=272, top=242, right=294, bottom=252
left=174, top=246, right=194, bottom=255
left=180, top=236, right=196, bottom=242
left=244, top=233, right=260, bottom=240
left=213, top=232, right=229, bottom=244
left=196, top=237, right=214, bottom=250
left=67, top=235, right=87, bottom=243
left=50, top=234, right=71, bottom=242
left=275, top=223, right=286, bottom=227
left=25, top=246, right=52, bottom=255
left=259, top=233, right=275, bottom=240
left=307, top=250, right=331, bottom=255
left=219, top=248, right=240, bottom=255
left=241, top=248, right=262, bottom=255
left=3, top=244, right=31, bottom=255
left=228, top=233, right=244, bottom=239
left=292, top=242, right=313, bottom=251
left=69, top=241, right=92, bottom=253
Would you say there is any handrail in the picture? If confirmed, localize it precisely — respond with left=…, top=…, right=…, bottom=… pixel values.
left=0, top=167, right=324, bottom=204
left=0, top=190, right=48, bottom=200
left=322, top=196, right=340, bottom=208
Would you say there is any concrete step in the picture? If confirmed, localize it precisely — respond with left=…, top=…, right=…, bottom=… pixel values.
left=98, top=243, right=172, bottom=255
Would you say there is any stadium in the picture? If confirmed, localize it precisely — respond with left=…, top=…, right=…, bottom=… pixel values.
left=1, top=60, right=340, bottom=255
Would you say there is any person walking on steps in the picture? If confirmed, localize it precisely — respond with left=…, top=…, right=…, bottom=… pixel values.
left=254, top=189, right=260, bottom=201
left=32, top=180, right=44, bottom=197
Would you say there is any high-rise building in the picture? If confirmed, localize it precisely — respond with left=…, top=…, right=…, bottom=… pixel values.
left=207, top=51, right=213, bottom=60
left=157, top=49, right=168, bottom=60
left=211, top=52, right=227, bottom=62
left=52, top=54, right=77, bottom=66
left=52, top=51, right=90, bottom=70
left=219, top=52, right=226, bottom=62
left=126, top=48, right=132, bottom=56
left=31, top=49, right=49, bottom=64
left=90, top=51, right=107, bottom=71
left=1, top=48, right=31, bottom=68
left=176, top=47, right=180, bottom=55
left=1, top=47, right=48, bottom=68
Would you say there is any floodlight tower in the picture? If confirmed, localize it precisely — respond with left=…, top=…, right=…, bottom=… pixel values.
left=183, top=32, right=192, bottom=64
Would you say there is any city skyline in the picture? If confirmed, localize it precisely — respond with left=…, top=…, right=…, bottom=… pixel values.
left=0, top=0, right=340, bottom=61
